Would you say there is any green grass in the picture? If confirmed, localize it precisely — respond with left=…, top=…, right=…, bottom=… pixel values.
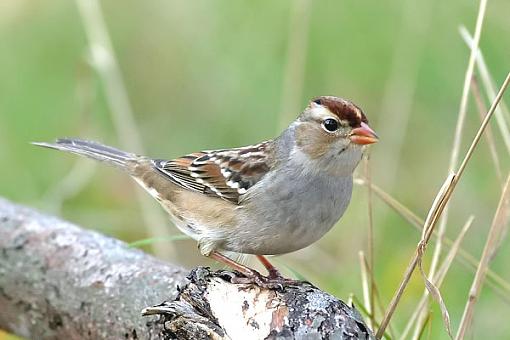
left=1, top=1, right=510, bottom=338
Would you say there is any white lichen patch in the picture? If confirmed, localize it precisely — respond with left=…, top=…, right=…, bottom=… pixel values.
left=206, top=278, right=287, bottom=339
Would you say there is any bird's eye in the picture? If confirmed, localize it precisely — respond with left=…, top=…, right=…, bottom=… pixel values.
left=313, top=98, right=322, bottom=105
left=322, top=118, right=339, bottom=132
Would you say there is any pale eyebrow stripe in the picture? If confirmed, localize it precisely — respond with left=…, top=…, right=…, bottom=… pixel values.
left=310, top=106, right=334, bottom=120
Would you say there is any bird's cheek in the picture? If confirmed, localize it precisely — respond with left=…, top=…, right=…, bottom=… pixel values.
left=298, top=143, right=329, bottom=159
left=295, top=125, right=331, bottom=159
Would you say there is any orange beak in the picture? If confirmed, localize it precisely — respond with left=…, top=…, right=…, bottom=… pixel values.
left=350, top=122, right=379, bottom=145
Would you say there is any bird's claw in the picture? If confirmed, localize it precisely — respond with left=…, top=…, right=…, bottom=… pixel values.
left=230, top=269, right=303, bottom=291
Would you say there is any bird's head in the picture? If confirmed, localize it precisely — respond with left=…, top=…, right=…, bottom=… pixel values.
left=291, top=96, right=378, bottom=175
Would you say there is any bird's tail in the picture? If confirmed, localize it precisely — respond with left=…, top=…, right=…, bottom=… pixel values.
left=33, top=138, right=138, bottom=169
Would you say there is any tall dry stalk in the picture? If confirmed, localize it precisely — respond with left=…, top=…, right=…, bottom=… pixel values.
left=417, top=0, right=488, bottom=334
left=406, top=217, right=474, bottom=340
left=359, top=251, right=372, bottom=329
left=353, top=250, right=396, bottom=338
left=376, top=71, right=510, bottom=339
left=364, top=154, right=376, bottom=328
left=460, top=27, right=510, bottom=156
left=355, top=178, right=510, bottom=301
left=470, top=77, right=503, bottom=183
left=456, top=174, right=510, bottom=339
left=376, top=173, right=456, bottom=339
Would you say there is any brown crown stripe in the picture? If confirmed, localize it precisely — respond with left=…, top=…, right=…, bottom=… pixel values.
left=312, top=96, right=368, bottom=127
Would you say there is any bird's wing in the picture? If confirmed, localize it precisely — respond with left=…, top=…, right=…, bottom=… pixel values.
left=153, top=141, right=274, bottom=204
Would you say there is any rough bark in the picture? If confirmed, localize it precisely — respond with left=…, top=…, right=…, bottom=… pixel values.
left=144, top=267, right=373, bottom=340
left=0, top=198, right=373, bottom=339
left=0, top=197, right=187, bottom=339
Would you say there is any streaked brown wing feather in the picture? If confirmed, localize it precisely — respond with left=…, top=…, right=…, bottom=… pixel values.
left=153, top=141, right=273, bottom=204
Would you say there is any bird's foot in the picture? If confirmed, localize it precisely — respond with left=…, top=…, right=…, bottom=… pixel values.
left=230, top=269, right=305, bottom=291
left=209, top=251, right=309, bottom=290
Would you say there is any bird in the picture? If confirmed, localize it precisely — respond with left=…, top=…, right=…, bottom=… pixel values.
left=34, top=96, right=378, bottom=287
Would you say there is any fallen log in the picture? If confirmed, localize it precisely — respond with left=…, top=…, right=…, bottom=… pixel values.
left=0, top=198, right=372, bottom=339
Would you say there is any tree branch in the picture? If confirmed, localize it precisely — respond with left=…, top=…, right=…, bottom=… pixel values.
left=0, top=198, right=373, bottom=339
left=0, top=197, right=186, bottom=339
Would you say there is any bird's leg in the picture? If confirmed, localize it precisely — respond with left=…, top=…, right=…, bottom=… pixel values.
left=256, top=255, right=283, bottom=279
left=209, top=251, right=261, bottom=277
left=209, top=251, right=305, bottom=290
left=256, top=255, right=308, bottom=287
left=209, top=251, right=285, bottom=289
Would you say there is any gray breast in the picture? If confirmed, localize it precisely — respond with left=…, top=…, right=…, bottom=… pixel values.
left=225, top=170, right=353, bottom=255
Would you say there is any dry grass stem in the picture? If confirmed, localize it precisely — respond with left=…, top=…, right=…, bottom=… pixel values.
left=427, top=0, right=488, bottom=309
left=359, top=251, right=373, bottom=330
left=347, top=293, right=354, bottom=307
left=350, top=294, right=393, bottom=340
left=456, top=173, right=510, bottom=339
left=470, top=77, right=503, bottom=182
left=364, top=154, right=376, bottom=327
left=76, top=0, right=175, bottom=259
left=376, top=70, right=510, bottom=339
left=354, top=178, right=510, bottom=299
left=360, top=253, right=398, bottom=339
left=422, top=174, right=456, bottom=243
left=407, top=216, right=474, bottom=340
left=456, top=72, right=510, bottom=179
left=448, top=0, right=487, bottom=173
left=354, top=178, right=423, bottom=227
left=460, top=26, right=510, bottom=155
left=416, top=312, right=432, bottom=340
left=376, top=173, right=456, bottom=339
left=416, top=239, right=453, bottom=339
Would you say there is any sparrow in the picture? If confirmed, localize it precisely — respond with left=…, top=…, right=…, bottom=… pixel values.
left=35, top=96, right=378, bottom=286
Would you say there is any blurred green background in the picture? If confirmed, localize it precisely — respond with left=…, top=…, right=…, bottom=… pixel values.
left=1, top=0, right=509, bottom=338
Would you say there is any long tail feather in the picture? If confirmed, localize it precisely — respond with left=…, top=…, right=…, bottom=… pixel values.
left=33, top=138, right=136, bottom=169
